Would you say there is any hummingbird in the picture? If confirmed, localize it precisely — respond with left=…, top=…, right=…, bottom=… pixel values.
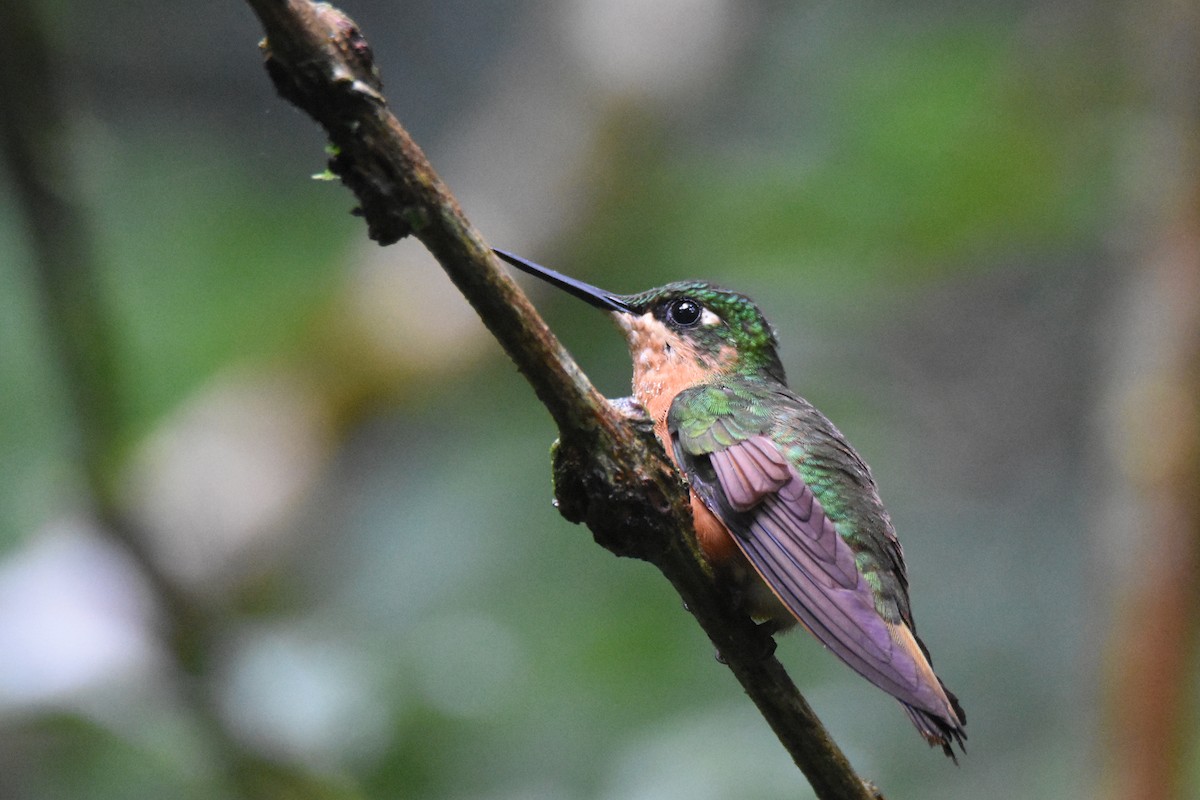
left=495, top=248, right=967, bottom=758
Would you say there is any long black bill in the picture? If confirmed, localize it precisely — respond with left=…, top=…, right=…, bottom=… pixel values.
left=494, top=249, right=632, bottom=314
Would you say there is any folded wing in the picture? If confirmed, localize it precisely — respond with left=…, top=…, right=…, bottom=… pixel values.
left=687, top=434, right=962, bottom=728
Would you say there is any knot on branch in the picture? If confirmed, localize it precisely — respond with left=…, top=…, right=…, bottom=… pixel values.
left=550, top=418, right=690, bottom=564
left=259, top=4, right=383, bottom=121
left=256, top=1, right=424, bottom=244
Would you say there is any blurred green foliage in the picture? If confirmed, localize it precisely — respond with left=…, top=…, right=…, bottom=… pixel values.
left=575, top=23, right=1109, bottom=296
left=91, top=135, right=353, bottom=441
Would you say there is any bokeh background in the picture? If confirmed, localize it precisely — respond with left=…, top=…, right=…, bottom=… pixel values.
left=1, top=1, right=1197, bottom=798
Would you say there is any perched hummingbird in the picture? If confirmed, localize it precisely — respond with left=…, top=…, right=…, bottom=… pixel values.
left=495, top=248, right=967, bottom=758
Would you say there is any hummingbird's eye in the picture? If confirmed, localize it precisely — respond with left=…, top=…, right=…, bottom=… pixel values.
left=667, top=298, right=702, bottom=327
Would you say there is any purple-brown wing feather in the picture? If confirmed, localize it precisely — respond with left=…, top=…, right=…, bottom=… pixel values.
left=703, top=436, right=955, bottom=718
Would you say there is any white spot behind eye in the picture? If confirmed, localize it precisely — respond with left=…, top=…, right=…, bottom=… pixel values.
left=700, top=308, right=721, bottom=326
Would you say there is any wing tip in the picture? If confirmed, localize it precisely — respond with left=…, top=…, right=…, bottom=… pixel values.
left=904, top=690, right=967, bottom=763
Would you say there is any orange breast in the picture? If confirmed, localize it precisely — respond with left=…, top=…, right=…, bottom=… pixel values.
left=690, top=491, right=739, bottom=564
left=617, top=313, right=742, bottom=565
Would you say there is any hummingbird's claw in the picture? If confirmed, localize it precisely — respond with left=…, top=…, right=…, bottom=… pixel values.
left=751, top=622, right=780, bottom=660
left=609, top=396, right=655, bottom=437
left=755, top=618, right=786, bottom=638
left=713, top=620, right=779, bottom=664
left=609, top=395, right=650, bottom=421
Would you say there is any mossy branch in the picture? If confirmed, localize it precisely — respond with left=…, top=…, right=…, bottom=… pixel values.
left=244, top=2, right=882, bottom=798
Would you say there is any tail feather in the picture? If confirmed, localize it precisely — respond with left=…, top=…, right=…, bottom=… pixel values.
left=903, top=685, right=967, bottom=762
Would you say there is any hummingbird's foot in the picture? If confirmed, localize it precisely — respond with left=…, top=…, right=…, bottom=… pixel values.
left=713, top=620, right=779, bottom=664
left=608, top=396, right=654, bottom=435
left=608, top=396, right=647, bottom=419
left=755, top=618, right=787, bottom=638
left=750, top=621, right=780, bottom=659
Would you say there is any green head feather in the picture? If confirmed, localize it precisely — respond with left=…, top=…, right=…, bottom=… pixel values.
left=618, top=282, right=787, bottom=382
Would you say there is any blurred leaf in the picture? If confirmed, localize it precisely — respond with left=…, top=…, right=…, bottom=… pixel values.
left=574, top=23, right=1110, bottom=295
left=0, top=206, right=75, bottom=550
left=86, top=130, right=355, bottom=445
left=0, top=713, right=220, bottom=800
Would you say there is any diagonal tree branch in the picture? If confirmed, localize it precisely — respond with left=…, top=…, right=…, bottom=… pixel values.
left=244, top=2, right=882, bottom=798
